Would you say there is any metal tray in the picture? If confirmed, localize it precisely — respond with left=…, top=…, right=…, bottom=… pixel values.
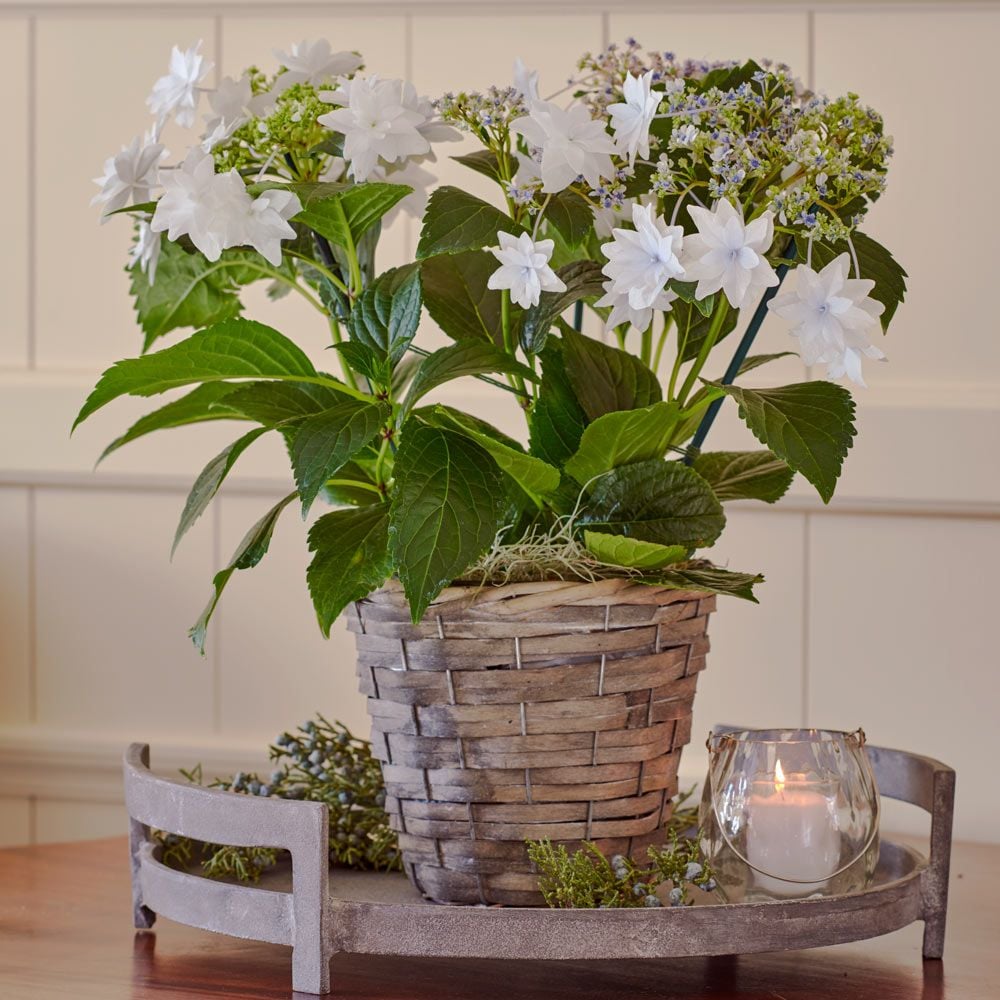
left=123, top=740, right=954, bottom=995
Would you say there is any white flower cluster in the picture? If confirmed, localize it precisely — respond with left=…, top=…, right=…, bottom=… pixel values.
left=479, top=55, right=887, bottom=385
left=93, top=39, right=459, bottom=284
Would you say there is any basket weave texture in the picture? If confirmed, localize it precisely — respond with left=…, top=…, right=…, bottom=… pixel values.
left=347, top=577, right=714, bottom=905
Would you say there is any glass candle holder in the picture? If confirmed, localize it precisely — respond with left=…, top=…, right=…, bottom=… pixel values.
left=699, top=728, right=880, bottom=902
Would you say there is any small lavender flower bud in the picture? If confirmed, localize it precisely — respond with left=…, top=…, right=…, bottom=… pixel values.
left=644, top=895, right=661, bottom=907
left=247, top=779, right=261, bottom=795
left=684, top=862, right=703, bottom=881
left=669, top=887, right=684, bottom=906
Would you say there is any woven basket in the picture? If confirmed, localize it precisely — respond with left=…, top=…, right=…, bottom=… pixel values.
left=347, top=577, right=714, bottom=905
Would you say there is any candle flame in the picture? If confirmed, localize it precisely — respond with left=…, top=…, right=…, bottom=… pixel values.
left=774, top=758, right=785, bottom=794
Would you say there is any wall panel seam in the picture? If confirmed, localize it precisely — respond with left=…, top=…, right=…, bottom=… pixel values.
left=800, top=511, right=810, bottom=727
left=26, top=14, right=36, bottom=369
left=27, top=485, right=37, bottom=724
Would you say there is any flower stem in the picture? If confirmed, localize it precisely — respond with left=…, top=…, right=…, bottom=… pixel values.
left=677, top=298, right=730, bottom=405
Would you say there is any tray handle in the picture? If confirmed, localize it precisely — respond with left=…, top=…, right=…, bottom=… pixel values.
left=124, top=743, right=332, bottom=993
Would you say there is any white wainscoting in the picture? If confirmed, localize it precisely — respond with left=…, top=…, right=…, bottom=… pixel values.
left=1, top=0, right=998, bottom=848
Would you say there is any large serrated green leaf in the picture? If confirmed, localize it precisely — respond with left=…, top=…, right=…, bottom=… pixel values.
left=220, top=380, right=347, bottom=426
left=189, top=493, right=296, bottom=653
left=520, top=261, right=605, bottom=355
left=417, top=186, right=524, bottom=258
left=307, top=503, right=393, bottom=636
left=692, top=450, right=794, bottom=503
left=346, top=264, right=422, bottom=366
left=583, top=532, right=688, bottom=571
left=129, top=238, right=249, bottom=351
left=420, top=250, right=505, bottom=344
left=291, top=401, right=389, bottom=516
left=580, top=459, right=725, bottom=550
left=173, top=427, right=269, bottom=555
left=74, top=318, right=361, bottom=430
left=403, top=341, right=536, bottom=413
left=450, top=150, right=503, bottom=184
left=564, top=401, right=681, bottom=485
left=714, top=381, right=856, bottom=503
left=98, top=383, right=248, bottom=464
left=529, top=340, right=588, bottom=467
left=561, top=327, right=662, bottom=420
left=803, top=231, right=907, bottom=330
left=427, top=405, right=560, bottom=501
left=389, top=425, right=505, bottom=621
left=295, top=182, right=411, bottom=251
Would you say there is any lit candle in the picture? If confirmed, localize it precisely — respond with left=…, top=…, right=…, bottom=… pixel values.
left=745, top=759, right=841, bottom=896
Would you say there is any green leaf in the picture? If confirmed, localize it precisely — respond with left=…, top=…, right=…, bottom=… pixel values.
left=561, top=327, right=662, bottom=421
left=74, top=318, right=349, bottom=430
left=173, top=428, right=268, bottom=555
left=803, top=231, right=907, bottom=330
left=713, top=381, right=856, bottom=503
left=291, top=401, right=389, bottom=516
left=529, top=340, right=588, bottom=466
left=671, top=280, right=715, bottom=318
left=451, top=150, right=503, bottom=184
left=319, top=459, right=382, bottom=508
left=420, top=250, right=504, bottom=344
left=308, top=503, right=393, bottom=636
left=389, top=424, right=505, bottom=621
left=189, top=493, right=296, bottom=653
left=564, top=401, right=681, bottom=485
left=403, top=341, right=536, bottom=412
left=581, top=460, right=725, bottom=550
left=417, top=186, right=523, bottom=258
left=332, top=342, right=392, bottom=388
left=98, top=383, right=247, bottom=464
left=673, top=296, right=738, bottom=362
left=583, top=532, right=688, bottom=571
left=129, top=238, right=249, bottom=351
left=520, top=261, right=605, bottom=355
left=737, top=352, right=798, bottom=376
left=346, top=264, right=422, bottom=366
left=644, top=564, right=763, bottom=602
left=544, top=190, right=594, bottom=247
left=295, top=182, right=411, bottom=251
left=427, top=405, right=560, bottom=500
left=221, top=379, right=347, bottom=425
left=692, top=450, right=794, bottom=503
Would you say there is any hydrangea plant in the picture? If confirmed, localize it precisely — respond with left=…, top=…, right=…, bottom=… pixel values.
left=78, top=38, right=905, bottom=644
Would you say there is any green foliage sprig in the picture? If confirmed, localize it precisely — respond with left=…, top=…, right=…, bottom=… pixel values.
left=156, top=717, right=400, bottom=882
left=527, top=837, right=716, bottom=909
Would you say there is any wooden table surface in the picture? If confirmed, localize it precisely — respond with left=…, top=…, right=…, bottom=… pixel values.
left=0, top=836, right=997, bottom=999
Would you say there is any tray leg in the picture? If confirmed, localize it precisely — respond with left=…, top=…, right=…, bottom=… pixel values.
left=128, top=745, right=156, bottom=931
left=290, top=806, right=332, bottom=994
left=921, top=766, right=955, bottom=959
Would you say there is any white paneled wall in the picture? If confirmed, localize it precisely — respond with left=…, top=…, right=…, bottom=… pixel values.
left=1, top=1, right=998, bottom=848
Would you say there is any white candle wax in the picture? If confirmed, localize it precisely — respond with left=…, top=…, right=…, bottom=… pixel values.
left=745, top=772, right=841, bottom=897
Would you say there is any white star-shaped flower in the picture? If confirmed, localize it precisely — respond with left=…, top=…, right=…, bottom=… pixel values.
left=128, top=220, right=162, bottom=284
left=244, top=189, right=302, bottom=266
left=510, top=100, right=616, bottom=193
left=91, top=133, right=166, bottom=220
left=273, top=39, right=362, bottom=87
left=318, top=76, right=432, bottom=181
left=401, top=82, right=462, bottom=147
left=596, top=280, right=677, bottom=333
left=146, top=41, right=212, bottom=129
left=601, top=202, right=685, bottom=310
left=769, top=252, right=886, bottom=386
left=201, top=74, right=253, bottom=151
left=683, top=199, right=779, bottom=308
left=513, top=57, right=540, bottom=104
left=487, top=231, right=566, bottom=309
left=150, top=149, right=303, bottom=265
left=608, top=71, right=660, bottom=167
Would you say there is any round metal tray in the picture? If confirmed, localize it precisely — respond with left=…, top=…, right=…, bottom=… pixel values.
left=123, top=739, right=954, bottom=995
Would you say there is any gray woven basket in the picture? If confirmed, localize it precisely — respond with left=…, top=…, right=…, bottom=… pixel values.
left=347, top=577, right=714, bottom=905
